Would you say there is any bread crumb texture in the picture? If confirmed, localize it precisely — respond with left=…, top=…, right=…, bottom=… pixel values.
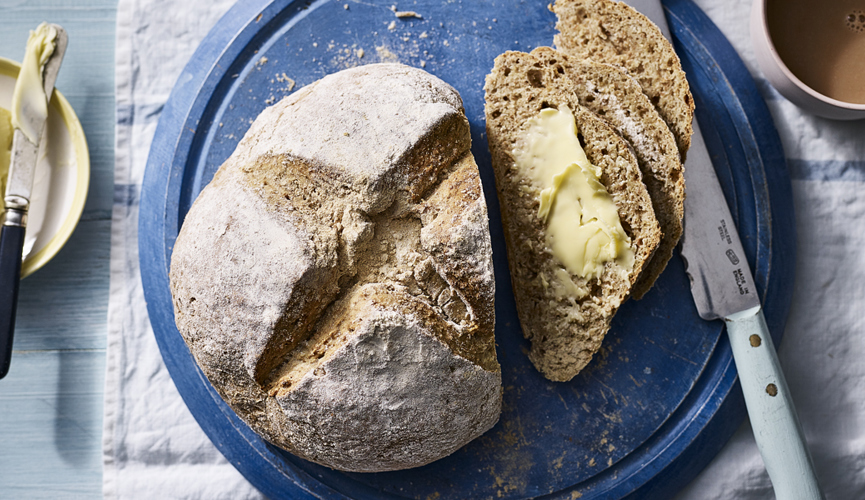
left=552, top=0, right=695, bottom=160
left=170, top=64, right=501, bottom=472
left=484, top=51, right=660, bottom=382
left=529, top=47, right=684, bottom=299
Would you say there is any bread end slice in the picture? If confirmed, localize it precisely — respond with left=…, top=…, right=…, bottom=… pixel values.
left=552, top=0, right=695, bottom=162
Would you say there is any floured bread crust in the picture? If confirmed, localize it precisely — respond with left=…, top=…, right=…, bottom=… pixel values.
left=170, top=63, right=501, bottom=472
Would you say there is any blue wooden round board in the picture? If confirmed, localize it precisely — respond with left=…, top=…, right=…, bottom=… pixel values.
left=139, top=0, right=796, bottom=498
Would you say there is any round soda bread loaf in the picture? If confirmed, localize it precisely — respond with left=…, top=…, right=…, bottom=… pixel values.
left=530, top=46, right=684, bottom=300
left=552, top=0, right=695, bottom=161
left=169, top=63, right=501, bottom=472
left=484, top=51, right=661, bottom=382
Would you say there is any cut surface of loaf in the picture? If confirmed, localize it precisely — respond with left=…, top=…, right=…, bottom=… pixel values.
left=530, top=47, right=684, bottom=299
left=484, top=51, right=660, bottom=382
left=552, top=0, right=695, bottom=161
left=169, top=63, right=501, bottom=472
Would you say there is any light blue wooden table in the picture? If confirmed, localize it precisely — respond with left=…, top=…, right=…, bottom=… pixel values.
left=0, top=1, right=117, bottom=497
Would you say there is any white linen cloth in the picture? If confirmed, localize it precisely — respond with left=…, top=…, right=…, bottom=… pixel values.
left=102, top=1, right=263, bottom=498
left=102, top=0, right=865, bottom=498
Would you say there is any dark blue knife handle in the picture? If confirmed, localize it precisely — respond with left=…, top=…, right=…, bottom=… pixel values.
left=0, top=222, right=25, bottom=379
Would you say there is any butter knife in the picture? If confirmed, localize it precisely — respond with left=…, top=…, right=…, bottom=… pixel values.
left=0, top=24, right=67, bottom=380
left=619, top=2, right=824, bottom=498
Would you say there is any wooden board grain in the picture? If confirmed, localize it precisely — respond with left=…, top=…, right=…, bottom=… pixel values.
left=16, top=219, right=111, bottom=350
left=0, top=350, right=105, bottom=497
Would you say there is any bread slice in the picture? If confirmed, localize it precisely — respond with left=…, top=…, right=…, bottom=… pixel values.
left=530, top=47, right=683, bottom=299
left=170, top=64, right=501, bottom=472
left=552, top=0, right=695, bottom=161
left=484, top=51, right=660, bottom=382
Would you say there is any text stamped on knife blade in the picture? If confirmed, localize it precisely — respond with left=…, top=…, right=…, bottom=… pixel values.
left=716, top=218, right=751, bottom=297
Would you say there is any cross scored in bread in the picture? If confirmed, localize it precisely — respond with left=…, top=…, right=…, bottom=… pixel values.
left=170, top=64, right=501, bottom=472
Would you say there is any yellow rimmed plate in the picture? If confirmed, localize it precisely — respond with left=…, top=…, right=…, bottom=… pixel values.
left=0, top=56, right=89, bottom=278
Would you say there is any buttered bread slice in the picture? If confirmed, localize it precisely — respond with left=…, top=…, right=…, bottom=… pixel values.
left=484, top=51, right=660, bottom=382
left=531, top=47, right=684, bottom=299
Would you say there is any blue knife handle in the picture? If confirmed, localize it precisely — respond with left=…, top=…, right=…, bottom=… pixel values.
left=0, top=222, right=25, bottom=379
left=726, top=307, right=824, bottom=500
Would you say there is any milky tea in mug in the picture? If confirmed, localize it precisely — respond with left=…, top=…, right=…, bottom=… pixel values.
left=767, top=0, right=865, bottom=104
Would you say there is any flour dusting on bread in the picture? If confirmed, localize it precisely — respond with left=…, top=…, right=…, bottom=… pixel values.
left=170, top=64, right=501, bottom=472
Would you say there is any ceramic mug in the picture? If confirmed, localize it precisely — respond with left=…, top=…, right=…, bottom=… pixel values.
left=751, top=0, right=865, bottom=120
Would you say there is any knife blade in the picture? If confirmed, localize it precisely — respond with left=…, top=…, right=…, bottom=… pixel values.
left=0, top=24, right=67, bottom=380
left=617, top=1, right=823, bottom=498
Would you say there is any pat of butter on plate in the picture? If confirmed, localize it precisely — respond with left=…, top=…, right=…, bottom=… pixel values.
left=0, top=56, right=89, bottom=278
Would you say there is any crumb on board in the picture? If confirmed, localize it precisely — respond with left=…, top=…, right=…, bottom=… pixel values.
left=256, top=56, right=268, bottom=66
left=312, top=19, right=433, bottom=71
left=344, top=3, right=349, bottom=9
left=375, top=45, right=399, bottom=63
left=275, top=72, right=296, bottom=91
left=395, top=10, right=421, bottom=18
left=389, top=4, right=422, bottom=18
left=325, top=43, right=370, bottom=70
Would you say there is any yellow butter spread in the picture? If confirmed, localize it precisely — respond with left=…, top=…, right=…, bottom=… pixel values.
left=11, top=22, right=57, bottom=144
left=0, top=107, right=13, bottom=212
left=514, top=107, right=634, bottom=280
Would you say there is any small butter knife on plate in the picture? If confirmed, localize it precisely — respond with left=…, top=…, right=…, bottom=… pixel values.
left=619, top=1, right=823, bottom=498
left=0, top=24, right=67, bottom=380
